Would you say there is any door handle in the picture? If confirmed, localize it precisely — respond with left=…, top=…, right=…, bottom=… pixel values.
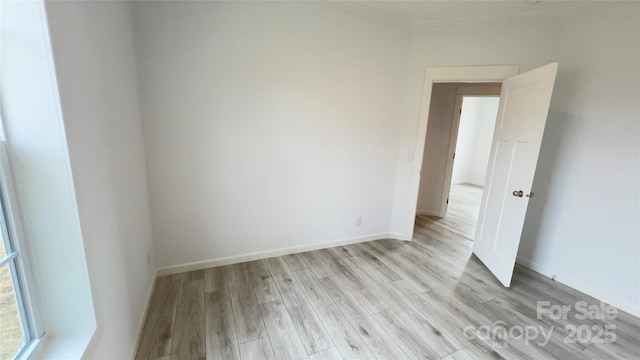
left=512, top=190, right=534, bottom=198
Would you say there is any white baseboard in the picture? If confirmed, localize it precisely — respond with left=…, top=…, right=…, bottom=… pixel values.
left=516, top=257, right=640, bottom=318
left=389, top=232, right=411, bottom=241
left=129, top=272, right=157, bottom=360
left=156, top=233, right=393, bottom=276
left=417, top=210, right=441, bottom=217
left=462, top=181, right=484, bottom=187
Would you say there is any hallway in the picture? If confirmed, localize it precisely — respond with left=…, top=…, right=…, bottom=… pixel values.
left=424, top=183, right=483, bottom=240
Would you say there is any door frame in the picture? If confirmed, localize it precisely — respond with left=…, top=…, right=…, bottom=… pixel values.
left=438, top=85, right=502, bottom=217
left=405, top=65, right=520, bottom=238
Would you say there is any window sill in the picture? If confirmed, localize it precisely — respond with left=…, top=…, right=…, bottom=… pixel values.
left=26, top=328, right=95, bottom=360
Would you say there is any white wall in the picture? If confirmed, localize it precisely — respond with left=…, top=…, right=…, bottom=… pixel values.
left=0, top=2, right=95, bottom=356
left=452, top=97, right=499, bottom=186
left=468, top=97, right=499, bottom=186
left=451, top=98, right=480, bottom=185
left=44, top=1, right=156, bottom=358
left=131, top=1, right=410, bottom=268
left=517, top=3, right=640, bottom=316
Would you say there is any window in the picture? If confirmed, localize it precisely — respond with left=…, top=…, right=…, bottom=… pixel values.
left=0, top=142, right=42, bottom=359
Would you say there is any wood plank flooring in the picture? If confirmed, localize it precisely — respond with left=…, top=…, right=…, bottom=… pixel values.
left=427, top=183, right=482, bottom=240
left=136, top=217, right=640, bottom=360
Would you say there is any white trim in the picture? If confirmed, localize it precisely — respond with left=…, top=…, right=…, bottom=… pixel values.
left=516, top=257, right=640, bottom=318
left=405, top=65, right=520, bottom=239
left=0, top=142, right=44, bottom=338
left=425, top=65, right=520, bottom=82
left=389, top=232, right=410, bottom=241
left=462, top=181, right=484, bottom=188
left=417, top=210, right=441, bottom=217
left=16, top=336, right=42, bottom=360
left=439, top=94, right=464, bottom=217
left=156, top=233, right=393, bottom=276
left=129, top=273, right=157, bottom=360
left=0, top=252, right=18, bottom=266
left=28, top=329, right=95, bottom=360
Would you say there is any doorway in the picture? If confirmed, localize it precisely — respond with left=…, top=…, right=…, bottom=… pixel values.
left=408, top=63, right=558, bottom=287
left=415, top=83, right=501, bottom=240
left=437, top=94, right=500, bottom=239
left=403, top=65, right=519, bottom=240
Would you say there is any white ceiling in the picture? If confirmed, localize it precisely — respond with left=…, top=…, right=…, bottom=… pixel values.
left=330, top=1, right=589, bottom=25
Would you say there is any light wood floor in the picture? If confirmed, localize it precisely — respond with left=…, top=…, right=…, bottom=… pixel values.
left=136, top=218, right=640, bottom=360
left=426, top=183, right=482, bottom=240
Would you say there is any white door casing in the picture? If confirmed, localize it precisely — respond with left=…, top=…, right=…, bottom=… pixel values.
left=473, top=63, right=558, bottom=287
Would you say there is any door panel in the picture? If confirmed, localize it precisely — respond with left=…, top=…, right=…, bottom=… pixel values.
left=473, top=63, right=558, bottom=286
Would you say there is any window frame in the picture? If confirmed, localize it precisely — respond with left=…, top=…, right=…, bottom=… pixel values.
left=0, top=141, right=44, bottom=359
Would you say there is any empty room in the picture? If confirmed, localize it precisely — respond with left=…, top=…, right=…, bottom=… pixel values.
left=1, top=0, right=638, bottom=359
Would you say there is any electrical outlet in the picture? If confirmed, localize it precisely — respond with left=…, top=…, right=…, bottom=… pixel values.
left=356, top=217, right=362, bottom=226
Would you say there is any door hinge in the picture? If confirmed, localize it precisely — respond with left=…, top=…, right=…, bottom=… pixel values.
left=446, top=198, right=449, bottom=204
left=453, top=153, right=456, bottom=160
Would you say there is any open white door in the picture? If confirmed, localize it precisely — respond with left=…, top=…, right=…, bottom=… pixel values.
left=473, top=63, right=558, bottom=286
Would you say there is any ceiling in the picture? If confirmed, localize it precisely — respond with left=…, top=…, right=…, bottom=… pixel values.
left=330, top=0, right=589, bottom=25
